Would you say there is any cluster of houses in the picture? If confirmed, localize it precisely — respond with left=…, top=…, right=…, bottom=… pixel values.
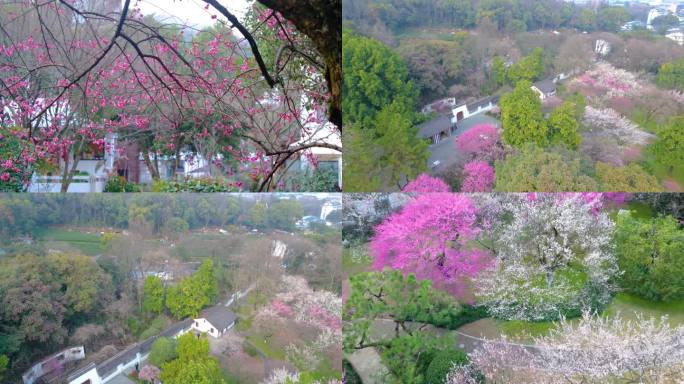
left=22, top=305, right=238, bottom=384
left=418, top=79, right=557, bottom=146
left=617, top=1, right=684, bottom=44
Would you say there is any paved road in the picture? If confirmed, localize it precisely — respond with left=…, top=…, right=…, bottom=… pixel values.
left=428, top=114, right=501, bottom=172
left=345, top=348, right=389, bottom=384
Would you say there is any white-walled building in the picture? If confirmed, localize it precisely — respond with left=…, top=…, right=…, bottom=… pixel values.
left=65, top=320, right=192, bottom=384
left=451, top=95, right=499, bottom=125
left=290, top=103, right=342, bottom=188
left=531, top=79, right=557, bottom=100
left=191, top=306, right=237, bottom=338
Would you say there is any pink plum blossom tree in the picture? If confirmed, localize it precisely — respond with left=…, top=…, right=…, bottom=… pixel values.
left=138, top=364, right=161, bottom=383
left=460, top=161, right=495, bottom=192
left=370, top=194, right=492, bottom=294
left=0, top=1, right=340, bottom=191
left=402, top=173, right=450, bottom=193
left=455, top=124, right=504, bottom=163
left=253, top=275, right=341, bottom=369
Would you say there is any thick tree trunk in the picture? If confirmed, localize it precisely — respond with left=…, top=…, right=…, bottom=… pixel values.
left=60, top=140, right=84, bottom=193
left=142, top=149, right=160, bottom=180
left=256, top=0, right=342, bottom=129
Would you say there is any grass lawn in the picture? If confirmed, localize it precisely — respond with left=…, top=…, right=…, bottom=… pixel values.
left=604, top=293, right=684, bottom=326
left=35, top=227, right=103, bottom=255
left=234, top=291, right=267, bottom=331
left=222, top=368, right=241, bottom=384
left=472, top=293, right=684, bottom=342
left=641, top=152, right=684, bottom=191
left=245, top=335, right=287, bottom=360
left=312, top=358, right=343, bottom=380
left=497, top=319, right=558, bottom=340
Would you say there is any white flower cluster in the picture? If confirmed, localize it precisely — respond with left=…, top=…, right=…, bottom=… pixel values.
left=475, top=195, right=618, bottom=320
left=471, top=311, right=684, bottom=383
left=583, top=106, right=654, bottom=146
left=444, top=363, right=482, bottom=384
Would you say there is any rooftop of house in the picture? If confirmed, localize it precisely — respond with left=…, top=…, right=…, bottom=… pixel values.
left=532, top=79, right=556, bottom=94
left=417, top=114, right=453, bottom=138
left=466, top=95, right=500, bottom=112
left=197, top=305, right=237, bottom=330
left=65, top=318, right=193, bottom=382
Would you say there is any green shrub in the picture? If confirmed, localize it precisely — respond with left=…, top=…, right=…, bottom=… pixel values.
left=126, top=316, right=141, bottom=335
left=287, top=168, right=340, bottom=192
left=104, top=176, right=141, bottom=192
left=153, top=177, right=238, bottom=192
left=425, top=349, right=469, bottom=384
left=148, top=337, right=178, bottom=366
left=616, top=213, right=684, bottom=301
left=412, top=304, right=489, bottom=330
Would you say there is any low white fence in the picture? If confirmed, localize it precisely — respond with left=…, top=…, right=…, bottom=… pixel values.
left=28, top=175, right=107, bottom=193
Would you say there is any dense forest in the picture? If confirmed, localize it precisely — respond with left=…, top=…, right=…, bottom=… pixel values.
left=343, top=0, right=647, bottom=40
left=0, top=194, right=341, bottom=238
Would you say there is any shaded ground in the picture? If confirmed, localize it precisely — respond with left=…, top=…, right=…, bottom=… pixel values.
left=208, top=324, right=295, bottom=384
left=428, top=114, right=501, bottom=173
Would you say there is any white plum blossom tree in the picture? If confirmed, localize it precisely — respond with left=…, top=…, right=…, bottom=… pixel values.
left=475, top=194, right=618, bottom=320
left=253, top=275, right=341, bottom=369
left=444, top=363, right=484, bottom=384
left=470, top=311, right=684, bottom=384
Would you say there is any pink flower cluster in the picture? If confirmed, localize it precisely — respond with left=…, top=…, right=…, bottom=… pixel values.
left=461, top=161, right=495, bottom=192
left=575, top=63, right=642, bottom=98
left=270, top=300, right=294, bottom=317
left=455, top=124, right=504, bottom=162
left=371, top=194, right=490, bottom=294
left=0, top=2, right=330, bottom=186
left=402, top=173, right=450, bottom=193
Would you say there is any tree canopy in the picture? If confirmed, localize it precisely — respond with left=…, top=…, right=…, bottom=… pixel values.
left=615, top=212, right=684, bottom=302
left=500, top=81, right=548, bottom=148
left=596, top=162, right=663, bottom=192
left=143, top=276, right=165, bottom=315
left=166, top=259, right=218, bottom=319
left=657, top=58, right=684, bottom=92
left=343, top=101, right=429, bottom=191
left=651, top=117, right=684, bottom=173
left=342, top=30, right=417, bottom=126
left=160, top=333, right=224, bottom=384
left=494, top=144, right=598, bottom=192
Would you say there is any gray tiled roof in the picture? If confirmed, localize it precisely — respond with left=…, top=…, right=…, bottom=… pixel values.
left=466, top=95, right=499, bottom=112
left=533, top=79, right=556, bottom=94
left=199, top=306, right=236, bottom=331
left=418, top=114, right=452, bottom=138
left=66, top=362, right=97, bottom=382
left=75, top=319, right=192, bottom=380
